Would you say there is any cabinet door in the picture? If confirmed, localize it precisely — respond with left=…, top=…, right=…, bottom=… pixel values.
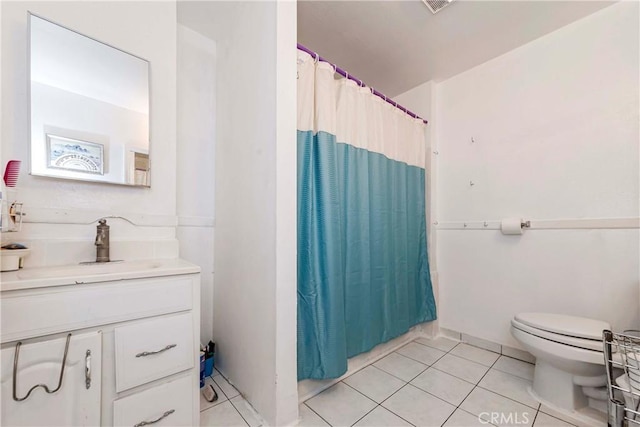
left=1, top=331, right=102, bottom=426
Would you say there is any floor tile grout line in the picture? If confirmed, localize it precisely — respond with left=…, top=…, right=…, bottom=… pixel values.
left=491, top=366, right=535, bottom=381
left=200, top=398, right=243, bottom=422
left=448, top=343, right=502, bottom=367
left=303, top=402, right=334, bottom=427
left=531, top=408, right=540, bottom=426
left=402, top=381, right=469, bottom=416
left=475, top=384, right=540, bottom=411
left=404, top=364, right=431, bottom=383
left=228, top=395, right=255, bottom=427
left=371, top=382, right=422, bottom=427
left=373, top=358, right=429, bottom=384
left=211, top=374, right=235, bottom=401
left=413, top=340, right=459, bottom=354
left=337, top=338, right=425, bottom=384
left=437, top=351, right=496, bottom=369
left=212, top=370, right=246, bottom=403
left=492, top=354, right=536, bottom=380
left=336, top=381, right=383, bottom=427
left=348, top=400, right=418, bottom=427
left=397, top=349, right=448, bottom=367
left=372, top=341, right=435, bottom=383
left=429, top=364, right=486, bottom=385
left=341, top=335, right=446, bottom=381
left=373, top=374, right=492, bottom=427
left=477, top=354, right=538, bottom=409
left=364, top=362, right=414, bottom=383
left=536, top=408, right=579, bottom=427
left=349, top=406, right=378, bottom=427
left=373, top=338, right=447, bottom=381
left=341, top=379, right=388, bottom=406
left=200, top=375, right=232, bottom=413
left=373, top=338, right=449, bottom=383
left=440, top=353, right=502, bottom=427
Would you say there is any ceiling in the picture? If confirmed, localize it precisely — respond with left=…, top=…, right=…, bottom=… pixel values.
left=298, top=0, right=615, bottom=97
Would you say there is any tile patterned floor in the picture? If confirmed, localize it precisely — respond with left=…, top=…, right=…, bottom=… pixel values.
left=201, top=338, right=578, bottom=427
left=299, top=339, right=577, bottom=427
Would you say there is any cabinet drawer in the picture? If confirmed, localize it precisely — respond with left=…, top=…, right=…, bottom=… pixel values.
left=113, top=375, right=194, bottom=427
left=1, top=275, right=194, bottom=343
left=115, top=313, right=194, bottom=392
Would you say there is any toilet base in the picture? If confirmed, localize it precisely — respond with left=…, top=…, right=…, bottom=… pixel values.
left=528, top=386, right=607, bottom=427
left=533, top=360, right=590, bottom=411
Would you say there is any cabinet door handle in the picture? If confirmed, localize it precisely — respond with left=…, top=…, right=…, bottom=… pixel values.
left=133, top=409, right=175, bottom=427
left=135, top=344, right=177, bottom=358
left=13, top=333, right=72, bottom=401
left=85, top=350, right=91, bottom=389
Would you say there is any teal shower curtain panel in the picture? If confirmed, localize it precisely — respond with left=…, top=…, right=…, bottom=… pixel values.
left=297, top=130, right=436, bottom=380
left=297, top=52, right=436, bottom=381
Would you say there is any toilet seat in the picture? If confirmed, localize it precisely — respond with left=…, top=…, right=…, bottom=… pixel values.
left=511, top=317, right=607, bottom=352
left=511, top=322, right=605, bottom=366
left=515, top=313, right=610, bottom=341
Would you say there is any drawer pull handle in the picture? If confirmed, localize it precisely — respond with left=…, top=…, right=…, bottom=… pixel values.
left=133, top=409, right=175, bottom=427
left=85, top=349, right=91, bottom=389
left=135, top=344, right=177, bottom=358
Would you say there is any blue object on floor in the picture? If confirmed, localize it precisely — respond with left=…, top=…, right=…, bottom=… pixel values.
left=205, top=355, right=214, bottom=377
left=200, top=351, right=205, bottom=388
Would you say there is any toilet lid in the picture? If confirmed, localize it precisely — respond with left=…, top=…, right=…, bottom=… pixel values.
left=514, top=313, right=610, bottom=341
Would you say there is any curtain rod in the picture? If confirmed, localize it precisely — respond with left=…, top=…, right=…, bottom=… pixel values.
left=297, top=43, right=428, bottom=125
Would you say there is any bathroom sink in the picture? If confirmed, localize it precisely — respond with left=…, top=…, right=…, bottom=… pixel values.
left=1, top=259, right=200, bottom=291
left=17, top=260, right=163, bottom=280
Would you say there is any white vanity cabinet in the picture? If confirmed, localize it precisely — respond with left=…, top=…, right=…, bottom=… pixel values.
left=0, top=259, right=201, bottom=427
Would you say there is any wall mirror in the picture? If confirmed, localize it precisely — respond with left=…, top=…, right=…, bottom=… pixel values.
left=29, top=13, right=150, bottom=187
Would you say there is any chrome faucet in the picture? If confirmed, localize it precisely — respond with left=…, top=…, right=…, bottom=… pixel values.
left=95, top=219, right=110, bottom=263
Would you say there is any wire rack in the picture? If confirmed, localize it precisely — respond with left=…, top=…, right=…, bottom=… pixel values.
left=604, top=330, right=640, bottom=427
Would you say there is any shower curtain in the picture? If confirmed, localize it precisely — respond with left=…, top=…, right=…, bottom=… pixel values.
left=297, top=51, right=437, bottom=381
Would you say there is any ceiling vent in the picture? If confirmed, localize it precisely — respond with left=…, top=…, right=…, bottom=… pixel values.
left=422, top=0, right=453, bottom=15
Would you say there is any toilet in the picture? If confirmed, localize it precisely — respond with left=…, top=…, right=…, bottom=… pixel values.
left=511, top=313, right=610, bottom=419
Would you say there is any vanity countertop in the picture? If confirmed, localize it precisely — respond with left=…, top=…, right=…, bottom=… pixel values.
left=0, top=258, right=201, bottom=291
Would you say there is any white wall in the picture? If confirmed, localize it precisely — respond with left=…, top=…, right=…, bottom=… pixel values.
left=1, top=1, right=178, bottom=260
left=178, top=2, right=298, bottom=425
left=435, top=2, right=639, bottom=347
left=176, top=25, right=216, bottom=345
left=274, top=2, right=298, bottom=424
